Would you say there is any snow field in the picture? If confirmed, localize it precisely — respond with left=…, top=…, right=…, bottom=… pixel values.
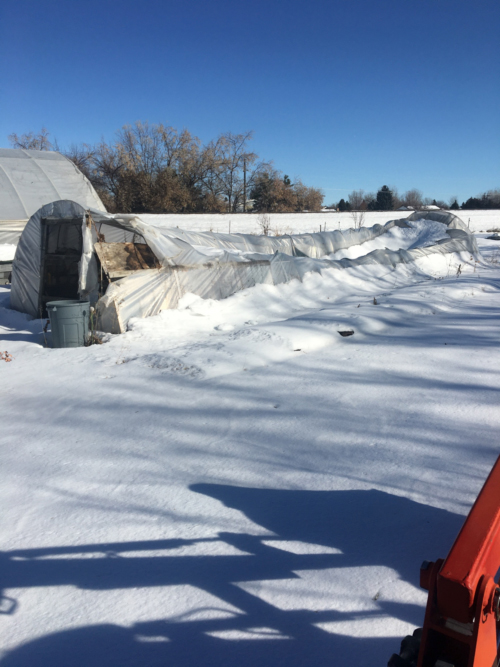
left=0, top=244, right=16, bottom=261
left=0, top=230, right=499, bottom=666
left=138, top=209, right=500, bottom=235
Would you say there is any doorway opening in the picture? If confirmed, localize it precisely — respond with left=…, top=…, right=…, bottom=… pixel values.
left=39, top=218, right=83, bottom=316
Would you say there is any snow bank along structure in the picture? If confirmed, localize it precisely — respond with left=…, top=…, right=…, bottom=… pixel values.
left=0, top=149, right=105, bottom=245
left=10, top=201, right=478, bottom=333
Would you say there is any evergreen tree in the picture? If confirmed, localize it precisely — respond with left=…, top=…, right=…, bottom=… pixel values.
left=450, top=200, right=459, bottom=210
left=462, top=192, right=500, bottom=209
left=250, top=171, right=297, bottom=212
left=375, top=185, right=394, bottom=211
left=337, top=198, right=350, bottom=211
left=250, top=173, right=278, bottom=211
left=462, top=197, right=483, bottom=209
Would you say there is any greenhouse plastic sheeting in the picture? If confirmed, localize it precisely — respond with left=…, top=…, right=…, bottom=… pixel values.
left=10, top=201, right=83, bottom=318
left=10, top=200, right=478, bottom=332
left=0, top=148, right=105, bottom=244
left=0, top=221, right=27, bottom=245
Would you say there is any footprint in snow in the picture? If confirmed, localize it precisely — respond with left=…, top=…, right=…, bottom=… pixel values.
left=123, top=354, right=205, bottom=379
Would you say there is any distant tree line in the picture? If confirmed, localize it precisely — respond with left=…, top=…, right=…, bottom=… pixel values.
left=330, top=186, right=500, bottom=212
left=460, top=190, right=500, bottom=210
left=7, top=128, right=499, bottom=213
left=8, top=125, right=324, bottom=214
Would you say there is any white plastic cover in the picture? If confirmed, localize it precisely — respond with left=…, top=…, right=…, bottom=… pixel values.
left=10, top=200, right=478, bottom=332
left=0, top=149, right=105, bottom=244
left=0, top=220, right=27, bottom=244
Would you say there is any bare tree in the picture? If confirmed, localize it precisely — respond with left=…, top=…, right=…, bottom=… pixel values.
left=104, top=122, right=203, bottom=212
left=250, top=169, right=297, bottom=212
left=294, top=179, right=324, bottom=211
left=347, top=189, right=365, bottom=210
left=257, top=212, right=271, bottom=235
left=64, top=143, right=95, bottom=175
left=203, top=131, right=258, bottom=212
left=9, top=121, right=329, bottom=216
left=8, top=127, right=53, bottom=151
left=390, top=185, right=402, bottom=209
left=90, top=140, right=128, bottom=212
left=109, top=124, right=261, bottom=213
left=402, top=188, right=423, bottom=209
left=250, top=170, right=323, bottom=213
left=485, top=189, right=500, bottom=208
left=350, top=210, right=365, bottom=229
left=117, top=122, right=167, bottom=180
left=362, top=192, right=376, bottom=210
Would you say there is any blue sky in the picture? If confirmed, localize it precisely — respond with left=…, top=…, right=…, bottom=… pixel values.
left=1, top=0, right=499, bottom=205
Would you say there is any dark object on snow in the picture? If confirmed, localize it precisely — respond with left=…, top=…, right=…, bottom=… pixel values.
left=388, top=628, right=422, bottom=667
left=338, top=330, right=354, bottom=337
left=46, top=300, right=90, bottom=348
left=486, top=233, right=500, bottom=240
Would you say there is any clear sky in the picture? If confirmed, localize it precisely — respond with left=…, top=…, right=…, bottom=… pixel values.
left=1, top=0, right=498, bottom=205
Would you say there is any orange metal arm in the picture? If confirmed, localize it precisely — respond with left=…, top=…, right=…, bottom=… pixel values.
left=417, top=455, right=500, bottom=667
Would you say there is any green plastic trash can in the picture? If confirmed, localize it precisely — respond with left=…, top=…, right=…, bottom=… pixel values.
left=46, top=300, right=90, bottom=348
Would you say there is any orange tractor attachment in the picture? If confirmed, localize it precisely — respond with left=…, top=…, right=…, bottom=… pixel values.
left=389, top=455, right=500, bottom=667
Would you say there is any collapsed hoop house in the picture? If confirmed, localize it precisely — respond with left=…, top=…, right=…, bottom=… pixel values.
left=10, top=200, right=478, bottom=333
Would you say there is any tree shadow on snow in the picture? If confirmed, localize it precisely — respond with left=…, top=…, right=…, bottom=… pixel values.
left=0, top=488, right=464, bottom=667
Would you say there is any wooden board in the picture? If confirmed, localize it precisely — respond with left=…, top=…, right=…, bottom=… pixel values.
left=94, top=242, right=160, bottom=279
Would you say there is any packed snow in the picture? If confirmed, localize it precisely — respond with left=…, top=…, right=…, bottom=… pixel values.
left=0, top=224, right=499, bottom=667
left=327, top=217, right=449, bottom=260
left=0, top=244, right=16, bottom=261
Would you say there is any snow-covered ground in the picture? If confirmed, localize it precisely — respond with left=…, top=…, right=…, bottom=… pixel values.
left=0, top=244, right=16, bottom=261
left=0, top=227, right=499, bottom=666
left=140, top=209, right=500, bottom=235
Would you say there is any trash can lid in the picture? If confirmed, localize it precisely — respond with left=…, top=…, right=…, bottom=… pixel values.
left=46, top=300, right=90, bottom=308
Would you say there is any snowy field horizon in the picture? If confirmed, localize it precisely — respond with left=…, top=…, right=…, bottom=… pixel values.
left=1, top=213, right=499, bottom=665
left=140, top=209, right=500, bottom=236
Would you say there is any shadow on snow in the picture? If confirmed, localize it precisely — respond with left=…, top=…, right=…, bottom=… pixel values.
left=0, top=487, right=463, bottom=667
